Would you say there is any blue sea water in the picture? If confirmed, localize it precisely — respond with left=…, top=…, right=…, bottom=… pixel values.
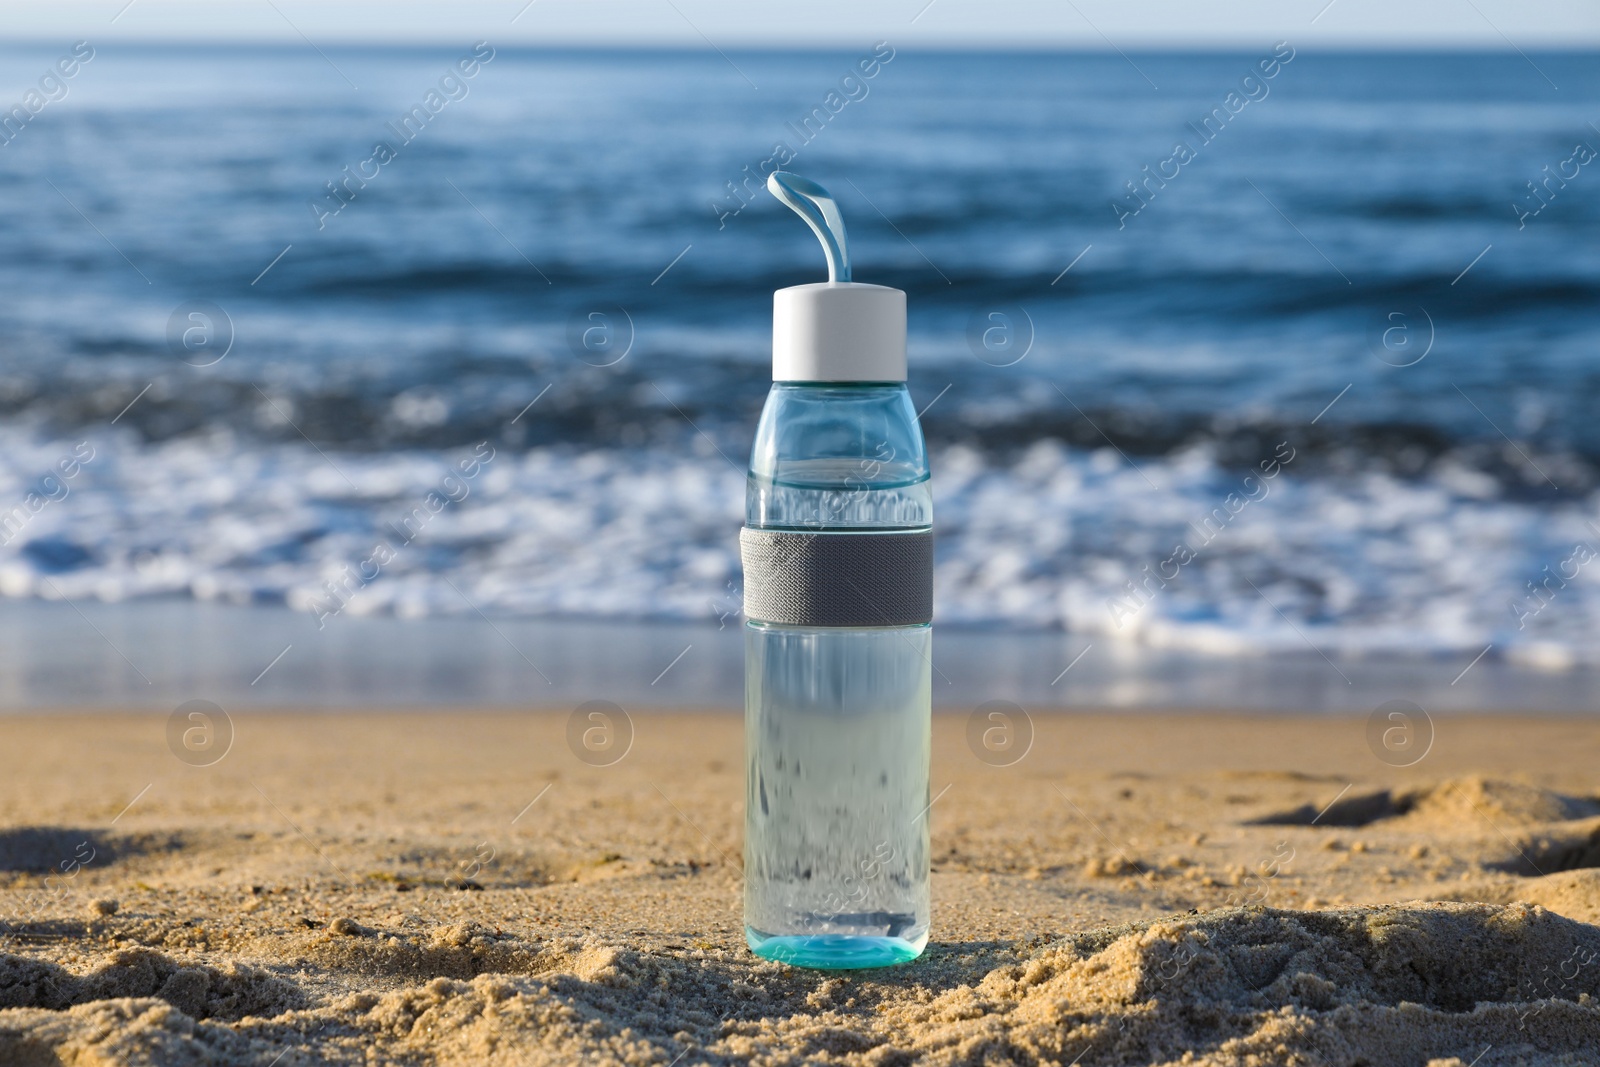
left=1, top=44, right=1598, bottom=665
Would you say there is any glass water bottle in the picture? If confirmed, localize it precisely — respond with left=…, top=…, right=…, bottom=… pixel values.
left=741, top=172, right=932, bottom=970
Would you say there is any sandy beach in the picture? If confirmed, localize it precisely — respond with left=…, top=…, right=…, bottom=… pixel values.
left=2, top=709, right=1599, bottom=1065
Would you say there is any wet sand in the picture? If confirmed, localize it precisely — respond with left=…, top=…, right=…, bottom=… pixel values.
left=1, top=709, right=1598, bottom=1065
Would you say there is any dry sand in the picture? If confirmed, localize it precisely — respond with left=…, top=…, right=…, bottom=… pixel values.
left=2, top=709, right=1599, bottom=1065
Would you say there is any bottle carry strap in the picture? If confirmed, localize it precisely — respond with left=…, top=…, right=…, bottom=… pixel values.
left=740, top=528, right=932, bottom=627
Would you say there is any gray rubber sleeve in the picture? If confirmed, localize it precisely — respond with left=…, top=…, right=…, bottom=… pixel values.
left=740, top=528, right=933, bottom=627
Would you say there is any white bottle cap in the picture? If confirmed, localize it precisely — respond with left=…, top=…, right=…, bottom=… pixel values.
left=773, top=282, right=907, bottom=382
left=766, top=171, right=907, bottom=383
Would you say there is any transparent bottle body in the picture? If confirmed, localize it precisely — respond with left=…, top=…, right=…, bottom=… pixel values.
left=743, top=382, right=932, bottom=969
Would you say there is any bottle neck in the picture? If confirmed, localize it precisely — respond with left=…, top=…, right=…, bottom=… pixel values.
left=746, top=382, right=931, bottom=531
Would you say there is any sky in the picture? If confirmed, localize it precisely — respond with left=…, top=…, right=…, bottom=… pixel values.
left=2, top=0, right=1597, bottom=49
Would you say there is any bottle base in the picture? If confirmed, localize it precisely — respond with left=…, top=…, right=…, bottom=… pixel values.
left=745, top=926, right=927, bottom=970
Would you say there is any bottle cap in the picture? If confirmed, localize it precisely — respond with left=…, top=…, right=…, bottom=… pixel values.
left=767, top=172, right=907, bottom=383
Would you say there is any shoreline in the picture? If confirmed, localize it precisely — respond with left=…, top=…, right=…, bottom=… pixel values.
left=1, top=599, right=1596, bottom=713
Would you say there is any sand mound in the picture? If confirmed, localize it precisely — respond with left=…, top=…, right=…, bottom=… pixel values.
left=1254, top=777, right=1600, bottom=830
left=5, top=903, right=1600, bottom=1065
left=1400, top=779, right=1600, bottom=828
left=1496, top=821, right=1600, bottom=877
left=1448, top=869, right=1600, bottom=925
left=943, top=902, right=1600, bottom=1065
left=0, top=999, right=288, bottom=1067
left=304, top=919, right=567, bottom=980
left=0, top=947, right=302, bottom=1020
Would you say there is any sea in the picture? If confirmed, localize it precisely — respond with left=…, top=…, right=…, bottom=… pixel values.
left=0, top=43, right=1597, bottom=708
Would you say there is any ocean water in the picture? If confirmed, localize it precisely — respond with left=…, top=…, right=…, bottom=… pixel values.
left=1, top=45, right=1599, bottom=666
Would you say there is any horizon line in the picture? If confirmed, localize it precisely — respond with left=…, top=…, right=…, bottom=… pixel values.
left=0, top=38, right=1596, bottom=53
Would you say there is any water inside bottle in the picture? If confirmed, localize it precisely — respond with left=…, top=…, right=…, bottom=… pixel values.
left=743, top=621, right=932, bottom=969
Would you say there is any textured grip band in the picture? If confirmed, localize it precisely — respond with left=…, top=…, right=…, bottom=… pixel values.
left=740, top=528, right=932, bottom=627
